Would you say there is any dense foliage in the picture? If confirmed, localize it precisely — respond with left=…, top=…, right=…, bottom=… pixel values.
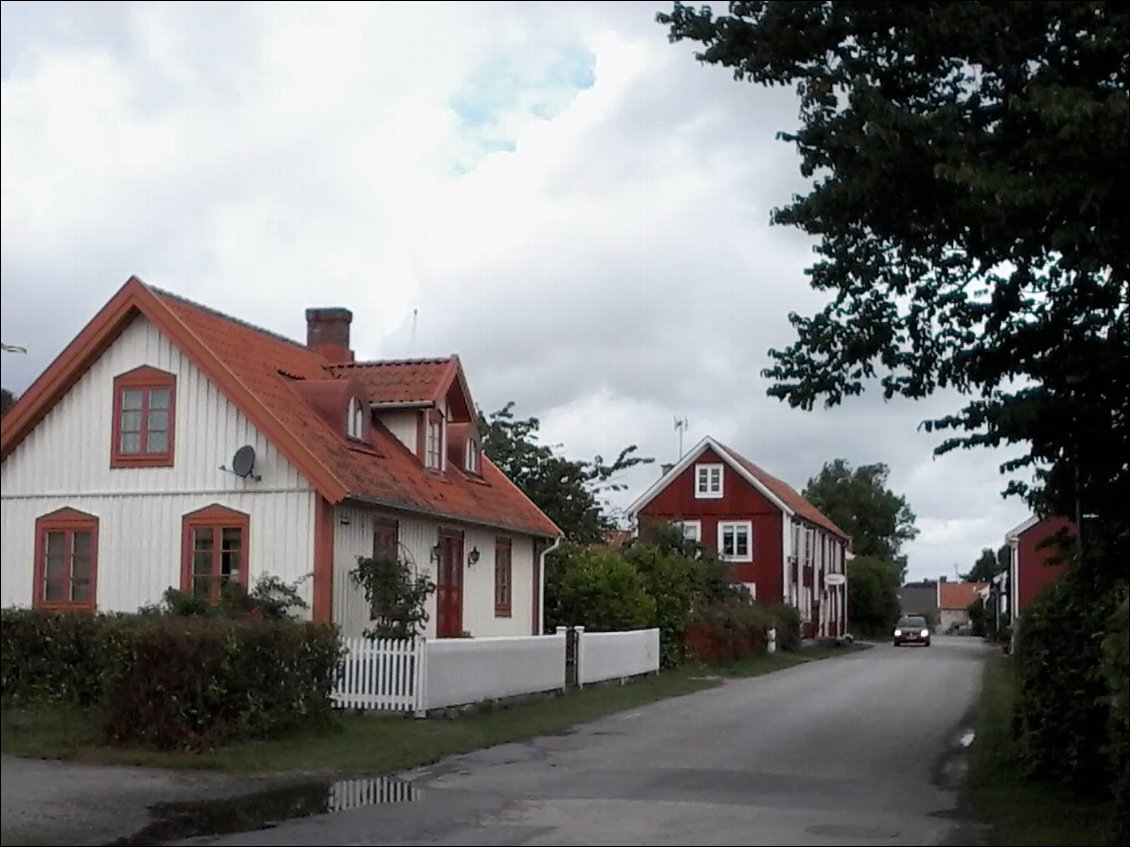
left=1104, top=597, right=1129, bottom=844
left=350, top=553, right=436, bottom=640
left=479, top=401, right=652, bottom=544
left=0, top=609, right=343, bottom=750
left=660, top=0, right=1129, bottom=579
left=965, top=544, right=1010, bottom=583
left=139, top=574, right=309, bottom=620
left=846, top=555, right=902, bottom=637
left=548, top=544, right=657, bottom=634
left=803, top=459, right=918, bottom=574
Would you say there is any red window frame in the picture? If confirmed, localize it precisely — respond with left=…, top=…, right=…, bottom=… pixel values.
left=33, top=508, right=99, bottom=611
left=370, top=517, right=400, bottom=619
left=111, top=366, right=176, bottom=468
left=181, top=504, right=249, bottom=606
left=494, top=536, right=512, bottom=617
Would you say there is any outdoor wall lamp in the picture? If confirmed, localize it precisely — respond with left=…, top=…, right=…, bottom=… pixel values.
left=467, top=546, right=481, bottom=566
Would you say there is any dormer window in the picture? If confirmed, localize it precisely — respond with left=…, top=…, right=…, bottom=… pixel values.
left=425, top=414, right=443, bottom=470
left=111, top=366, right=176, bottom=468
left=465, top=437, right=480, bottom=474
left=347, top=396, right=365, bottom=441
left=695, top=463, right=723, bottom=499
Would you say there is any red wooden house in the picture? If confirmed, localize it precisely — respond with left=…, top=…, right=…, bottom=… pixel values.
left=627, top=436, right=850, bottom=638
left=1005, top=515, right=1074, bottom=617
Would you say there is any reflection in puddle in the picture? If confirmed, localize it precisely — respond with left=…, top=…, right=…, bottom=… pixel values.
left=109, top=774, right=420, bottom=845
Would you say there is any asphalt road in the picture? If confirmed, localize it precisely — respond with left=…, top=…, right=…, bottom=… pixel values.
left=172, top=636, right=990, bottom=847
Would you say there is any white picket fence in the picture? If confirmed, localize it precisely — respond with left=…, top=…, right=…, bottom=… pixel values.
left=333, top=636, right=426, bottom=716
left=332, top=628, right=655, bottom=715
left=575, top=627, right=660, bottom=686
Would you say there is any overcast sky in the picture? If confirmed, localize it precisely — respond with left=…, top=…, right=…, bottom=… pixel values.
left=1, top=1, right=1033, bottom=582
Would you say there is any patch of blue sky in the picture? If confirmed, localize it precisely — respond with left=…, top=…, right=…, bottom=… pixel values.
left=449, top=43, right=596, bottom=165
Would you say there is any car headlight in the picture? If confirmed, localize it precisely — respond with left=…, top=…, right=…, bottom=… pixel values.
left=921, top=629, right=930, bottom=638
left=893, top=628, right=902, bottom=637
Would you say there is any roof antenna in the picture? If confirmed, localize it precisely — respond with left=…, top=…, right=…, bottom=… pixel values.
left=411, top=308, right=418, bottom=354
left=675, top=416, right=688, bottom=459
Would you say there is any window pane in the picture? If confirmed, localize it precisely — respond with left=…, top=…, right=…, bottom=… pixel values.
left=194, top=527, right=213, bottom=549
left=72, top=531, right=91, bottom=556
left=710, top=468, right=721, bottom=490
left=71, top=580, right=90, bottom=602
left=46, top=531, right=66, bottom=556
left=44, top=580, right=66, bottom=602
left=120, top=432, right=142, bottom=453
left=147, top=431, right=168, bottom=453
left=723, top=526, right=735, bottom=554
left=222, top=527, right=242, bottom=549
left=736, top=529, right=749, bottom=557
left=121, top=389, right=143, bottom=411
left=192, top=576, right=212, bottom=599
left=221, top=550, right=240, bottom=579
left=148, top=409, right=168, bottom=432
left=148, top=388, right=170, bottom=410
left=193, top=551, right=213, bottom=575
left=121, top=410, right=142, bottom=432
left=72, top=554, right=91, bottom=581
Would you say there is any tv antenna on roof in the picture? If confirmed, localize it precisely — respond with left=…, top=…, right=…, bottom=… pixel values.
left=675, top=416, right=689, bottom=459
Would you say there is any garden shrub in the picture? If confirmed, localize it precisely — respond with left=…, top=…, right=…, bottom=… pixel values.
left=765, top=603, right=802, bottom=651
left=101, top=616, right=342, bottom=750
left=1012, top=572, right=1115, bottom=789
left=552, top=547, right=656, bottom=633
left=1104, top=596, right=1129, bottom=844
left=623, top=543, right=701, bottom=668
left=1, top=608, right=343, bottom=751
left=686, top=597, right=774, bottom=664
left=0, top=608, right=114, bottom=707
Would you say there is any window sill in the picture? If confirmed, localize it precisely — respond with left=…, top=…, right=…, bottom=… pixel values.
left=111, top=454, right=174, bottom=468
left=494, top=607, right=512, bottom=618
left=694, top=491, right=724, bottom=499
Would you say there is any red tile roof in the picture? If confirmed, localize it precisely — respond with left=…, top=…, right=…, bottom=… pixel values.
left=0, top=278, right=560, bottom=539
left=328, top=359, right=454, bottom=406
left=939, top=582, right=988, bottom=611
left=715, top=441, right=850, bottom=541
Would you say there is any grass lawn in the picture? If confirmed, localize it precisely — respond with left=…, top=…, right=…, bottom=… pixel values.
left=969, top=654, right=1112, bottom=846
left=0, top=641, right=864, bottom=777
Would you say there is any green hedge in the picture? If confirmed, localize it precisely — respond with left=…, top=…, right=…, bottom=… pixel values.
left=1, top=609, right=343, bottom=751
left=1012, top=575, right=1114, bottom=788
left=1104, top=597, right=1129, bottom=844
left=765, top=603, right=802, bottom=651
left=686, top=597, right=775, bottom=663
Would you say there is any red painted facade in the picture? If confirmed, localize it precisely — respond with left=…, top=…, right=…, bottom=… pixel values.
left=1015, top=516, right=1073, bottom=612
left=639, top=448, right=785, bottom=604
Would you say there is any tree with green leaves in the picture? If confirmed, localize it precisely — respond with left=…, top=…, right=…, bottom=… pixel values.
left=964, top=544, right=1010, bottom=583
left=660, top=1, right=1129, bottom=581
left=847, top=555, right=903, bottom=638
left=479, top=402, right=652, bottom=544
left=803, top=459, right=917, bottom=577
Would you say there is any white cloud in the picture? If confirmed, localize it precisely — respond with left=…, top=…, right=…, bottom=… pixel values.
left=0, top=1, right=1034, bottom=582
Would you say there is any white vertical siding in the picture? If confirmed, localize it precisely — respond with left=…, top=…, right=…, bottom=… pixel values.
left=1, top=490, right=316, bottom=612
left=329, top=504, right=537, bottom=640
left=378, top=410, right=418, bottom=454
left=1, top=314, right=316, bottom=612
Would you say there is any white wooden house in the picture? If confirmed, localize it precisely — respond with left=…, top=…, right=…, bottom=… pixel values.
left=0, top=277, right=562, bottom=638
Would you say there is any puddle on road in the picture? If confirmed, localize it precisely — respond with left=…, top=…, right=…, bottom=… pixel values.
left=108, top=774, right=421, bottom=845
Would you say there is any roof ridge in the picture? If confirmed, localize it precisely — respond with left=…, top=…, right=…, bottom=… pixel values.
left=148, top=285, right=314, bottom=353
left=330, top=357, right=453, bottom=369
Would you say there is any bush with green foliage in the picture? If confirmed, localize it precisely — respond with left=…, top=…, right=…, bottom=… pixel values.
left=139, top=574, right=310, bottom=620
left=846, top=556, right=902, bottom=637
left=0, top=608, right=113, bottom=706
left=549, top=544, right=656, bottom=633
left=686, top=596, right=775, bottom=663
left=350, top=553, right=436, bottom=639
left=623, top=541, right=704, bottom=668
left=101, top=616, right=342, bottom=750
left=1012, top=572, right=1116, bottom=789
left=0, top=608, right=342, bottom=751
left=765, top=602, right=802, bottom=651
left=1104, top=596, right=1129, bottom=844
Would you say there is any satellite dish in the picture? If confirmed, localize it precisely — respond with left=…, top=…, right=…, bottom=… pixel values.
left=231, top=445, right=257, bottom=479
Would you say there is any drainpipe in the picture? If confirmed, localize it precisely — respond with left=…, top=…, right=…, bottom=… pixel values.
left=538, top=535, right=563, bottom=635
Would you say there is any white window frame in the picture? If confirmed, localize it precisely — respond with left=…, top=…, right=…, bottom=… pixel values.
left=717, top=520, right=753, bottom=562
left=347, top=396, right=365, bottom=440
left=675, top=520, right=701, bottom=543
left=695, top=463, right=724, bottom=499
left=742, top=581, right=757, bottom=600
left=465, top=437, right=480, bottom=473
left=425, top=417, right=443, bottom=469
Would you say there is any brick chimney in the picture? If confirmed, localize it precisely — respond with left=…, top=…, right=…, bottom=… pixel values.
left=306, top=308, right=354, bottom=363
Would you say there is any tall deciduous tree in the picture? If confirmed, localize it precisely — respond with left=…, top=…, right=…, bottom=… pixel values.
left=846, top=555, right=903, bottom=638
left=660, top=1, right=1129, bottom=578
left=964, top=544, right=1010, bottom=583
left=479, top=402, right=653, bottom=544
left=803, top=459, right=918, bottom=576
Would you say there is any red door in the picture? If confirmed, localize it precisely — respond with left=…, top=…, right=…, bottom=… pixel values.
left=436, top=531, right=464, bottom=637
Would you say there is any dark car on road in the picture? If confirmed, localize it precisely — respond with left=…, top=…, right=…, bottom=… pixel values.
left=893, top=615, right=932, bottom=647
